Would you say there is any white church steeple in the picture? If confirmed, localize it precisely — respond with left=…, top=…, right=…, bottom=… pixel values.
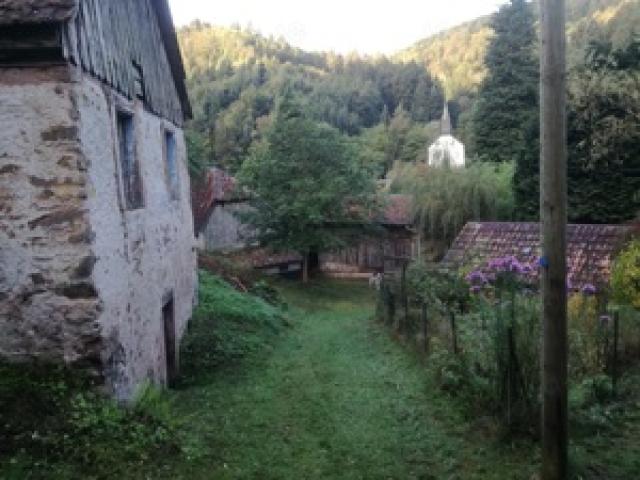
left=428, top=101, right=465, bottom=168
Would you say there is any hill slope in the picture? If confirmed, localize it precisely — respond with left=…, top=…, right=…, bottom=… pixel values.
left=177, top=1, right=638, bottom=174
left=178, top=24, right=445, bottom=173
left=396, top=0, right=639, bottom=97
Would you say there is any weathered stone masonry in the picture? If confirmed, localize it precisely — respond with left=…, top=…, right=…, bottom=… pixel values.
left=0, top=0, right=196, bottom=401
left=0, top=66, right=103, bottom=369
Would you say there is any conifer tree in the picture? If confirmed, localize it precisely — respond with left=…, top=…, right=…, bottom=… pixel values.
left=472, top=0, right=539, bottom=219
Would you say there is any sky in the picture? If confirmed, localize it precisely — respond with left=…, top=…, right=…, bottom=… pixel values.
left=167, top=0, right=506, bottom=54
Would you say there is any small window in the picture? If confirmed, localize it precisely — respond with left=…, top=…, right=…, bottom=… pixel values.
left=132, top=61, right=145, bottom=101
left=117, top=111, right=144, bottom=210
left=164, top=130, right=179, bottom=201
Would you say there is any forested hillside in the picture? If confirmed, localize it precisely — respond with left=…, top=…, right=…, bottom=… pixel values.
left=178, top=0, right=638, bottom=179
left=396, top=0, right=639, bottom=97
left=179, top=23, right=445, bottom=175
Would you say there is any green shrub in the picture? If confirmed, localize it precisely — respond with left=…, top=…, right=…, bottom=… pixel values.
left=568, top=294, right=611, bottom=377
left=611, top=239, right=640, bottom=309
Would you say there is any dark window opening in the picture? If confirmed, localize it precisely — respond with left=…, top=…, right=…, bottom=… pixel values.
left=132, top=61, right=145, bottom=101
left=117, top=111, right=144, bottom=210
left=164, top=130, right=179, bottom=201
left=162, top=296, right=178, bottom=387
left=0, top=24, right=64, bottom=65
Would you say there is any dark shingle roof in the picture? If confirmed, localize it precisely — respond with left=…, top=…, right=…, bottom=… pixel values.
left=0, top=0, right=191, bottom=120
left=443, top=222, right=634, bottom=290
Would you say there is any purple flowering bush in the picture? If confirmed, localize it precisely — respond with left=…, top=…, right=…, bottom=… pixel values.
left=460, top=255, right=542, bottom=432
left=468, top=255, right=539, bottom=296
left=381, top=255, right=639, bottom=437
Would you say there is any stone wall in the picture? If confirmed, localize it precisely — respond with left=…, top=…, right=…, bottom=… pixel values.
left=0, top=66, right=197, bottom=401
left=78, top=74, right=197, bottom=400
left=0, top=66, right=103, bottom=368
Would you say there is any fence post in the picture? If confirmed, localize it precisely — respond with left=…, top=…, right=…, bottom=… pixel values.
left=422, top=302, right=429, bottom=353
left=540, top=0, right=568, bottom=477
left=388, top=284, right=396, bottom=327
left=612, top=311, right=620, bottom=396
left=401, top=262, right=409, bottom=334
left=450, top=309, right=458, bottom=355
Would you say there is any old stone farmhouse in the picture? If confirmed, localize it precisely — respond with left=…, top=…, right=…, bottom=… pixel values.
left=0, top=0, right=196, bottom=400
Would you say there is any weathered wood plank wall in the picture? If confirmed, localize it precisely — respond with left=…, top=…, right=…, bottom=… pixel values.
left=320, top=233, right=416, bottom=274
left=62, top=0, right=184, bottom=125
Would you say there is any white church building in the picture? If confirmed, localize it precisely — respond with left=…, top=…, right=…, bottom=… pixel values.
left=428, top=102, right=465, bottom=168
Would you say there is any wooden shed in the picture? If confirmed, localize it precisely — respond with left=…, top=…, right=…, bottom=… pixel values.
left=319, top=194, right=419, bottom=278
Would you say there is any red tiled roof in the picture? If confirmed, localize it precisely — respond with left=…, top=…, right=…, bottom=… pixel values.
left=443, top=222, right=634, bottom=290
left=380, top=194, right=414, bottom=226
left=191, top=167, right=240, bottom=235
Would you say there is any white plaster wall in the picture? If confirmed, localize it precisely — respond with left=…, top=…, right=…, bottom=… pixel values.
left=428, top=135, right=466, bottom=168
left=201, top=202, right=253, bottom=252
left=77, top=74, right=197, bottom=400
left=0, top=67, right=102, bottom=366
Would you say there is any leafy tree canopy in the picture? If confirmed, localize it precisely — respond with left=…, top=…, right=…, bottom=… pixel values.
left=238, top=95, right=377, bottom=279
left=567, top=36, right=640, bottom=223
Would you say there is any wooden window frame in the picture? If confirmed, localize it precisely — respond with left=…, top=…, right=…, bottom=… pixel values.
left=163, top=127, right=179, bottom=202
left=116, top=109, right=144, bottom=210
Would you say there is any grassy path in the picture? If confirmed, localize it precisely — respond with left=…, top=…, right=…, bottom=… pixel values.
left=168, top=280, right=536, bottom=479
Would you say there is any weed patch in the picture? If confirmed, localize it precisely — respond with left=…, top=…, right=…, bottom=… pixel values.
left=0, top=364, right=177, bottom=479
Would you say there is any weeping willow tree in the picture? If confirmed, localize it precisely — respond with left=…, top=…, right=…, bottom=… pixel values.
left=391, top=162, right=515, bottom=243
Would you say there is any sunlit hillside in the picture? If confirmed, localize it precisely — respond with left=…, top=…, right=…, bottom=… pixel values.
left=396, top=0, right=638, bottom=97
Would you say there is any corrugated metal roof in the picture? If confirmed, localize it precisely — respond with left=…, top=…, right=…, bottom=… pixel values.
left=443, top=222, right=634, bottom=290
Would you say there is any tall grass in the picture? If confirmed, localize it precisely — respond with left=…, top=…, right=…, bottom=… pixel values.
left=179, top=271, right=288, bottom=383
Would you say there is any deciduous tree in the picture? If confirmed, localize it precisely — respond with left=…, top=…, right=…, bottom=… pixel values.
left=239, top=95, right=376, bottom=282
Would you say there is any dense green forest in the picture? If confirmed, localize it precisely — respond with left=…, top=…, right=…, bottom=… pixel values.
left=179, top=23, right=445, bottom=176
left=179, top=0, right=639, bottom=227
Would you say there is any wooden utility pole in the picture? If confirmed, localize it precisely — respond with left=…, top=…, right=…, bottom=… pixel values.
left=540, top=1, right=568, bottom=479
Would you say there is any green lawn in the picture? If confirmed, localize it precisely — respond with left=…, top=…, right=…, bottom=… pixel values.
left=3, top=277, right=637, bottom=479
left=164, top=279, right=538, bottom=479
